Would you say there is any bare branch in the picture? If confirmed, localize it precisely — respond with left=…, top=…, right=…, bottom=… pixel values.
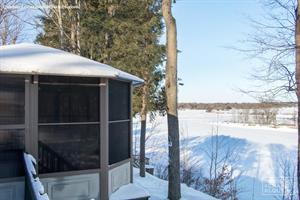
left=235, top=0, right=297, bottom=101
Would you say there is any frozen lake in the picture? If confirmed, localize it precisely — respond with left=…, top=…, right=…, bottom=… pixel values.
left=133, top=109, right=298, bottom=200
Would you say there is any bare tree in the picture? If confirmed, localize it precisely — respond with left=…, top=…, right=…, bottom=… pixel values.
left=30, top=0, right=80, bottom=53
left=133, top=121, right=139, bottom=157
left=162, top=0, right=181, bottom=199
left=145, top=119, right=161, bottom=143
left=68, top=0, right=80, bottom=54
left=239, top=0, right=297, bottom=99
left=155, top=163, right=169, bottom=180
left=275, top=154, right=297, bottom=200
left=0, top=0, right=22, bottom=45
left=178, top=125, right=242, bottom=200
left=133, top=118, right=160, bottom=169
left=200, top=127, right=242, bottom=200
left=180, top=127, right=202, bottom=188
left=241, top=0, right=299, bottom=197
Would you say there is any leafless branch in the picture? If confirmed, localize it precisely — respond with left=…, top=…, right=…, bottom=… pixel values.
left=236, top=0, right=297, bottom=101
left=0, top=0, right=23, bottom=45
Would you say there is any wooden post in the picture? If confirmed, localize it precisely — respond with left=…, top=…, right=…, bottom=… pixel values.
left=100, top=78, right=109, bottom=199
left=25, top=76, right=31, bottom=154
left=130, top=84, right=133, bottom=183
left=30, top=75, right=39, bottom=172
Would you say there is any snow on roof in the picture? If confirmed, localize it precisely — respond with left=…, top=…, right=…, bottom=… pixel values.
left=0, top=43, right=143, bottom=85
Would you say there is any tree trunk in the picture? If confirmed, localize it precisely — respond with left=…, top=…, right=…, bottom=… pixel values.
left=57, top=0, right=65, bottom=49
left=103, top=4, right=116, bottom=63
left=295, top=1, right=300, bottom=199
left=70, top=0, right=80, bottom=54
left=1, top=17, right=8, bottom=45
left=76, top=0, right=81, bottom=55
left=139, top=85, right=148, bottom=177
left=71, top=18, right=76, bottom=53
left=162, top=0, right=181, bottom=199
left=140, top=114, right=147, bottom=177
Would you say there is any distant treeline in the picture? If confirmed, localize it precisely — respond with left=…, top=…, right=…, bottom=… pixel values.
left=178, top=102, right=297, bottom=111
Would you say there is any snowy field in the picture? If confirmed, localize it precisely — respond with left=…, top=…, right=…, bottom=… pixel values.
left=133, top=109, right=298, bottom=200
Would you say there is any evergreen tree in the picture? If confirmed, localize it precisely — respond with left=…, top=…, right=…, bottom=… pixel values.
left=36, top=0, right=165, bottom=177
left=82, top=0, right=165, bottom=177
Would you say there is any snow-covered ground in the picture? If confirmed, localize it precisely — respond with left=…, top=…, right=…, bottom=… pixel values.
left=111, top=168, right=218, bottom=200
left=133, top=109, right=298, bottom=200
left=133, top=168, right=218, bottom=200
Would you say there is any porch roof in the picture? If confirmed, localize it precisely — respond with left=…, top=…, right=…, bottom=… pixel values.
left=0, top=43, right=143, bottom=86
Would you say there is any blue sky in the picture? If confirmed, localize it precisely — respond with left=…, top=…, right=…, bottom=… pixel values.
left=23, top=0, right=267, bottom=103
left=173, top=0, right=263, bottom=103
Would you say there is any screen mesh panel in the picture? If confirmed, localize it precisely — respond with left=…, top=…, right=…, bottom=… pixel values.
left=38, top=76, right=100, bottom=173
left=108, top=80, right=131, bottom=165
left=109, top=80, right=130, bottom=121
left=39, top=124, right=100, bottom=173
left=0, top=76, right=25, bottom=125
left=109, top=122, right=130, bottom=165
left=39, top=84, right=99, bottom=123
left=0, top=129, right=24, bottom=151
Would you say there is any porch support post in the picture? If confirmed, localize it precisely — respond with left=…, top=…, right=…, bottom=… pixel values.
left=29, top=75, right=39, bottom=166
left=130, top=84, right=133, bottom=183
left=100, top=78, right=109, bottom=200
left=24, top=76, right=31, bottom=153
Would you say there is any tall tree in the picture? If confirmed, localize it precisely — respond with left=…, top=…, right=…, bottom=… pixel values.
left=242, top=0, right=299, bottom=197
left=80, top=0, right=165, bottom=178
left=162, top=0, right=181, bottom=199
left=82, top=0, right=164, bottom=177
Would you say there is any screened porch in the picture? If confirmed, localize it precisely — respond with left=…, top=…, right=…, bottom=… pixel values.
left=0, top=43, right=144, bottom=200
